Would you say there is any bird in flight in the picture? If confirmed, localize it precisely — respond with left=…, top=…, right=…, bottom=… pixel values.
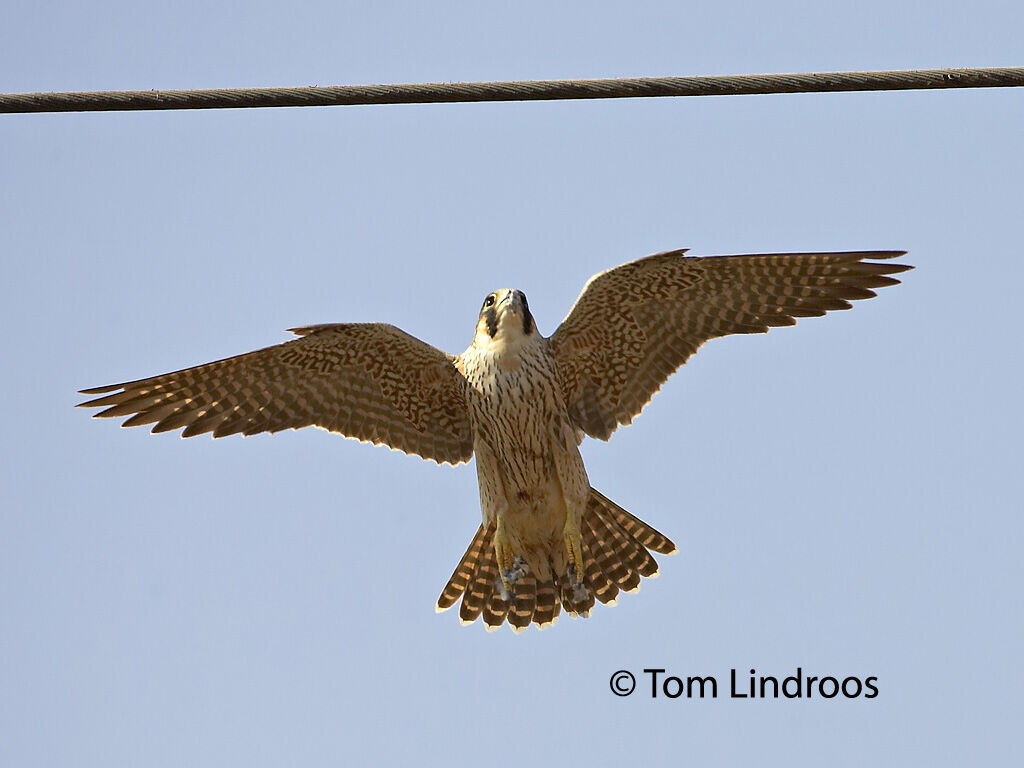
left=79, top=248, right=910, bottom=632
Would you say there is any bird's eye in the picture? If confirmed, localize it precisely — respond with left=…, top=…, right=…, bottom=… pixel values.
left=484, top=294, right=496, bottom=308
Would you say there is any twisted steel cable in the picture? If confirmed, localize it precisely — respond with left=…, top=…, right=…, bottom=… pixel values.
left=2, top=67, right=1022, bottom=114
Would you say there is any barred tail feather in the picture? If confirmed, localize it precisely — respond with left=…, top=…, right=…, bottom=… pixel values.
left=581, top=534, right=619, bottom=606
left=459, top=536, right=500, bottom=625
left=482, top=589, right=510, bottom=631
left=508, top=574, right=537, bottom=633
left=533, top=580, right=560, bottom=628
left=589, top=503, right=659, bottom=580
left=584, top=511, right=640, bottom=592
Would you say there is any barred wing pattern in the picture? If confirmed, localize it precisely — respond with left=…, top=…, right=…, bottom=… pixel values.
left=78, top=323, right=475, bottom=465
left=550, top=250, right=911, bottom=440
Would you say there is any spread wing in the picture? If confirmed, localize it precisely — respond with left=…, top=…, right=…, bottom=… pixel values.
left=78, top=323, right=474, bottom=465
left=550, top=249, right=911, bottom=440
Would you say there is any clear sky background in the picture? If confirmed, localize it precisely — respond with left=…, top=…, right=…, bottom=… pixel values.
left=2, top=2, right=1021, bottom=766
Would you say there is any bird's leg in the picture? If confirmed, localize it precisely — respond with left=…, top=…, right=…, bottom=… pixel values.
left=494, top=517, right=528, bottom=597
left=554, top=447, right=591, bottom=603
left=563, top=515, right=589, bottom=602
left=494, top=517, right=513, bottom=591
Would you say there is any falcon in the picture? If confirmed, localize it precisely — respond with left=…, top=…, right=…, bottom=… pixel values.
left=79, top=248, right=910, bottom=632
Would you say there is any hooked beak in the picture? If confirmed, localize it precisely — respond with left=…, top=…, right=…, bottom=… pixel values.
left=500, top=291, right=520, bottom=312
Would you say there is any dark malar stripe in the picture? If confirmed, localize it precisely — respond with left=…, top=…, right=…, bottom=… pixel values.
left=518, top=290, right=533, bottom=335
left=484, top=307, right=498, bottom=338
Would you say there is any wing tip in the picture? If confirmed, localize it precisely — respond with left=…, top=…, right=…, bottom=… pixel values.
left=884, top=263, right=914, bottom=274
left=286, top=323, right=345, bottom=337
left=78, top=384, right=123, bottom=397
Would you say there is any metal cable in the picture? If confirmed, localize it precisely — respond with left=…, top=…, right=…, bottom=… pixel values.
left=2, top=67, right=1022, bottom=115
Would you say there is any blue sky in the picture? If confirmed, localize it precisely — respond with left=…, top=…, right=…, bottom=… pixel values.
left=2, top=2, right=1021, bottom=765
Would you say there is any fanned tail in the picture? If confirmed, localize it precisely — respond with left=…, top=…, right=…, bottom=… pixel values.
left=438, top=487, right=676, bottom=632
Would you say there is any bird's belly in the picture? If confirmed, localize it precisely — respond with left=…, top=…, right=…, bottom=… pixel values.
left=505, top=468, right=569, bottom=528
left=501, top=466, right=575, bottom=581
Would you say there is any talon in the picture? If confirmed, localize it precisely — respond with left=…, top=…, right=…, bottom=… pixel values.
left=501, top=556, right=529, bottom=591
left=572, top=581, right=589, bottom=603
left=494, top=575, right=511, bottom=602
left=565, top=562, right=590, bottom=604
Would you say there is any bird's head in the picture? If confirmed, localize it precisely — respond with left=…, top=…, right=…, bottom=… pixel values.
left=473, top=288, right=536, bottom=350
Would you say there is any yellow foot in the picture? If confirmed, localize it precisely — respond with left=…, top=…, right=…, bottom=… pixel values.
left=563, top=516, right=585, bottom=586
left=494, top=522, right=514, bottom=594
left=494, top=518, right=528, bottom=598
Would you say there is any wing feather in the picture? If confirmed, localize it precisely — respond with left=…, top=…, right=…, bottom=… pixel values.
left=79, top=322, right=474, bottom=465
left=550, top=249, right=911, bottom=439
